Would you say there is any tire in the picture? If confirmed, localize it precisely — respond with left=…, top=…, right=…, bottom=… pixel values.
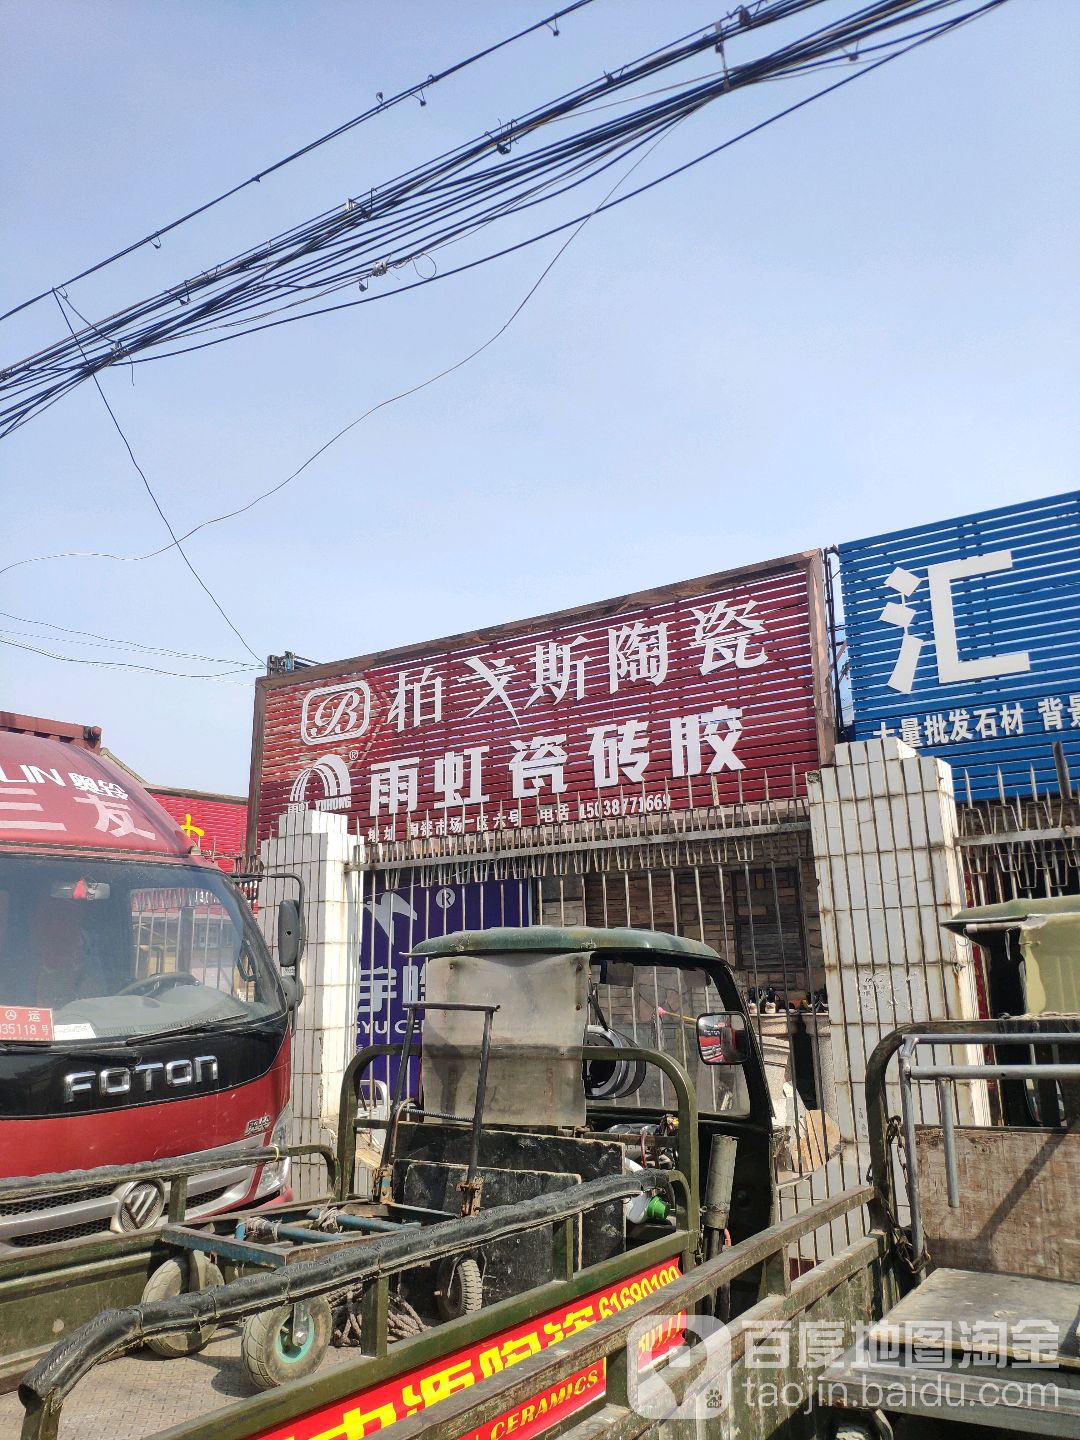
left=141, top=1257, right=223, bottom=1358
left=582, top=1026, right=647, bottom=1100
left=241, top=1297, right=332, bottom=1391
left=435, top=1257, right=483, bottom=1322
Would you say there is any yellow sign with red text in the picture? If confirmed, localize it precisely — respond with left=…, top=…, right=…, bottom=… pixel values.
left=252, top=1257, right=683, bottom=1440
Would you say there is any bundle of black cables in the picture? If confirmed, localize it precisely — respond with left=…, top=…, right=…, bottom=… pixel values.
left=0, top=0, right=1007, bottom=438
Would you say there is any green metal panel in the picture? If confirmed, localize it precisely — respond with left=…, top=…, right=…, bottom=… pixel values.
left=410, top=925, right=722, bottom=964
left=943, top=898, right=1080, bottom=1014
left=0, top=1242, right=157, bottom=1391
left=944, top=895, right=1080, bottom=929
left=1020, top=915, right=1080, bottom=1014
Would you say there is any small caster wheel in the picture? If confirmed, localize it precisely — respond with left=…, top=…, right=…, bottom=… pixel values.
left=436, top=1256, right=483, bottom=1322
left=241, top=1297, right=332, bottom=1390
left=141, top=1254, right=223, bottom=1357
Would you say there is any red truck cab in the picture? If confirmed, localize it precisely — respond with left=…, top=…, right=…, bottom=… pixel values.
left=0, top=714, right=294, bottom=1248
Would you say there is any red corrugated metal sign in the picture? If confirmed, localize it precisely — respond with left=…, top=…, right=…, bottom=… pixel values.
left=251, top=555, right=830, bottom=847
left=0, top=734, right=189, bottom=856
left=151, top=792, right=248, bottom=872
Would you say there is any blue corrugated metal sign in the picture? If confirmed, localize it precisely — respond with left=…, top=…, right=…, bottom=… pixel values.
left=838, top=491, right=1080, bottom=800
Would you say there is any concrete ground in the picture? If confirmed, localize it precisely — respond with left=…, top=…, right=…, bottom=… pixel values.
left=0, top=1326, right=362, bottom=1439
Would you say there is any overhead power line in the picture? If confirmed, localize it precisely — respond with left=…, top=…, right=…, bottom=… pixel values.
left=2, top=0, right=983, bottom=436
left=51, top=288, right=263, bottom=663
left=0, top=0, right=1007, bottom=594
left=0, top=0, right=599, bottom=326
left=0, top=608, right=257, bottom=666
left=0, top=635, right=254, bottom=681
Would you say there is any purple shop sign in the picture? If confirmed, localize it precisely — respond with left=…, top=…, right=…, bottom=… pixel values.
left=356, top=874, right=530, bottom=1096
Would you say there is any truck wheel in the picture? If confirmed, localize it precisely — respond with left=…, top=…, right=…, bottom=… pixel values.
left=141, top=1257, right=223, bottom=1357
left=241, top=1298, right=332, bottom=1390
left=436, top=1257, right=483, bottom=1321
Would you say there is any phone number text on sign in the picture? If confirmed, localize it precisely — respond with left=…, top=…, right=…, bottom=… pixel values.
left=0, top=1006, right=54, bottom=1042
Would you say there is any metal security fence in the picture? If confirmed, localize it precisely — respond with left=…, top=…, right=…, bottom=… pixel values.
left=254, top=766, right=1080, bottom=1231
left=340, top=790, right=851, bottom=1223
left=959, top=792, right=1080, bottom=906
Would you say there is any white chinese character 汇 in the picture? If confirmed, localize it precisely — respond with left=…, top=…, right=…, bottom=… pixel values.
left=879, top=553, right=1031, bottom=694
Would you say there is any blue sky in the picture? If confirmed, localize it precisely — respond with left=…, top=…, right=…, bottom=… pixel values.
left=2, top=0, right=1077, bottom=793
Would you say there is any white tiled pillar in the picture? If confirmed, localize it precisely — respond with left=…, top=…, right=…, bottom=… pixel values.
left=260, top=809, right=358, bottom=1200
left=807, top=739, right=987, bottom=1172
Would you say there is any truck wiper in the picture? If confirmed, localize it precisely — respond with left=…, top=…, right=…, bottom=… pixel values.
left=120, top=1017, right=251, bottom=1046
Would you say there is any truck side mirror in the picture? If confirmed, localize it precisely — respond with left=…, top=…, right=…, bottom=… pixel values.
left=697, top=1012, right=750, bottom=1066
left=279, top=973, right=305, bottom=1013
left=277, top=898, right=305, bottom=973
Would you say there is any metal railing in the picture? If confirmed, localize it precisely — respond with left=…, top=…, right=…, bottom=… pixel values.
left=0, top=1140, right=336, bottom=1225
left=896, top=1024, right=1080, bottom=1271
left=336, top=1040, right=702, bottom=1234
left=358, top=1185, right=877, bottom=1440
left=864, top=1016, right=1080, bottom=1276
left=18, top=1168, right=686, bottom=1440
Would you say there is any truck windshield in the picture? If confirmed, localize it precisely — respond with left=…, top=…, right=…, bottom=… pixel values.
left=592, top=962, right=750, bottom=1118
left=0, top=856, right=284, bottom=1043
